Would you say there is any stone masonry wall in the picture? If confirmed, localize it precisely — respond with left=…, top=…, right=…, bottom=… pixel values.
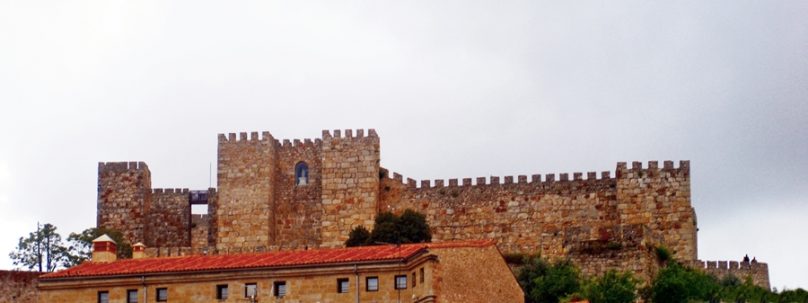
left=191, top=214, right=209, bottom=249
left=206, top=188, right=218, bottom=247
left=0, top=270, right=40, bottom=303
left=320, top=129, right=380, bottom=247
left=97, top=130, right=709, bottom=286
left=273, top=138, right=323, bottom=248
left=379, top=161, right=695, bottom=263
left=692, top=260, right=770, bottom=290
left=566, top=224, right=661, bottom=283
left=216, top=132, right=276, bottom=250
left=147, top=188, right=191, bottom=247
left=616, top=161, right=696, bottom=261
left=97, top=162, right=151, bottom=244
left=379, top=169, right=619, bottom=257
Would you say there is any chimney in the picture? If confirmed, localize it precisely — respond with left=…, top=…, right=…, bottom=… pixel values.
left=133, top=242, right=146, bottom=259
left=92, top=234, right=117, bottom=263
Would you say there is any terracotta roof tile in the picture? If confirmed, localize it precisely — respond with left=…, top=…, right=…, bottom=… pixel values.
left=41, top=240, right=493, bottom=280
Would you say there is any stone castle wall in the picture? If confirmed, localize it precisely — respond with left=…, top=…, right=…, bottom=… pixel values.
left=147, top=188, right=191, bottom=247
left=216, top=132, right=276, bottom=250
left=95, top=129, right=764, bottom=286
left=190, top=214, right=209, bottom=248
left=691, top=260, right=770, bottom=290
left=379, top=169, right=619, bottom=257
left=97, top=162, right=151, bottom=244
left=379, top=160, right=695, bottom=263
left=319, top=129, right=380, bottom=247
left=273, top=138, right=323, bottom=248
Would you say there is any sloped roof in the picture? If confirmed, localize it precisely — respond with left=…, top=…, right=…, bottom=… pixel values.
left=92, top=234, right=116, bottom=244
left=41, top=240, right=494, bottom=280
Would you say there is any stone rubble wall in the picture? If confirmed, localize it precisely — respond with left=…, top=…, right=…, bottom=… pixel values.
left=0, top=271, right=40, bottom=303
left=97, top=130, right=712, bottom=286
left=320, top=129, right=380, bottom=247
left=379, top=161, right=694, bottom=263
left=216, top=132, right=276, bottom=250
left=566, top=224, right=662, bottom=283
left=147, top=188, right=191, bottom=247
left=379, top=169, right=619, bottom=256
left=273, top=138, right=323, bottom=248
left=616, top=161, right=696, bottom=261
left=691, top=260, right=771, bottom=290
left=191, top=214, right=209, bottom=249
left=205, top=188, right=218, bottom=247
left=97, top=162, right=151, bottom=244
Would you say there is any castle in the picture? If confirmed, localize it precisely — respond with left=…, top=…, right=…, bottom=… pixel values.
left=96, top=129, right=769, bottom=287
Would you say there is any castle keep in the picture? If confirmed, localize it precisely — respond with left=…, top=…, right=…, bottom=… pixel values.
left=97, top=129, right=768, bottom=286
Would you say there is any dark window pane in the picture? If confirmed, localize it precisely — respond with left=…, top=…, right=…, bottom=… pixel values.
left=217, top=285, right=229, bottom=299
left=274, top=281, right=287, bottom=297
left=337, top=278, right=349, bottom=293
left=127, top=289, right=138, bottom=303
left=156, top=288, right=167, bottom=301
left=295, top=162, right=309, bottom=186
left=245, top=283, right=257, bottom=298
left=395, top=275, right=407, bottom=289
left=98, top=291, right=109, bottom=303
left=366, top=277, right=379, bottom=292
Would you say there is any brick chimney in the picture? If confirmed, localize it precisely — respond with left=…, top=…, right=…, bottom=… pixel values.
left=92, top=234, right=117, bottom=263
left=132, top=242, right=146, bottom=259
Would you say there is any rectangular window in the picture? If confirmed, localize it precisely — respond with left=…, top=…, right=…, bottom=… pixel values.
left=245, top=283, right=258, bottom=298
left=156, top=288, right=168, bottom=302
left=366, top=276, right=379, bottom=292
left=412, top=272, right=417, bottom=287
left=216, top=284, right=228, bottom=300
left=127, top=289, right=138, bottom=303
left=273, top=281, right=287, bottom=298
left=420, top=267, right=425, bottom=284
left=395, top=275, right=407, bottom=290
left=337, top=278, right=350, bottom=293
left=97, top=291, right=109, bottom=303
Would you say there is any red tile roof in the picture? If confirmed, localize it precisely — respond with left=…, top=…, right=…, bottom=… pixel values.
left=41, top=240, right=494, bottom=280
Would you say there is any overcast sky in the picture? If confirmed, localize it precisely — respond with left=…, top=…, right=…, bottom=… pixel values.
left=1, top=0, right=806, bottom=290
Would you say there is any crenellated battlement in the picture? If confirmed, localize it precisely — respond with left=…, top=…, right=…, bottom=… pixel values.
left=690, top=259, right=770, bottom=289
left=693, top=260, right=769, bottom=271
left=321, top=128, right=379, bottom=140
left=217, top=131, right=275, bottom=144
left=276, top=137, right=323, bottom=149
left=616, top=160, right=690, bottom=178
left=98, top=129, right=728, bottom=287
left=381, top=160, right=683, bottom=190
left=151, top=188, right=190, bottom=194
left=98, top=161, right=149, bottom=173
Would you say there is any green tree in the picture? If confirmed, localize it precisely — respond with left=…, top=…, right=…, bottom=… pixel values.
left=345, top=225, right=371, bottom=247
left=397, top=209, right=432, bottom=243
left=778, top=288, right=808, bottom=303
left=649, top=262, right=720, bottom=303
left=517, top=256, right=581, bottom=303
left=369, top=211, right=401, bottom=244
left=65, top=227, right=132, bottom=266
left=344, top=210, right=432, bottom=247
left=8, top=223, right=68, bottom=272
left=582, top=270, right=638, bottom=303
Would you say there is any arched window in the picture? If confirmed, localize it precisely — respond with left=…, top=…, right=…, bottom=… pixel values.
left=295, top=161, right=309, bottom=186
